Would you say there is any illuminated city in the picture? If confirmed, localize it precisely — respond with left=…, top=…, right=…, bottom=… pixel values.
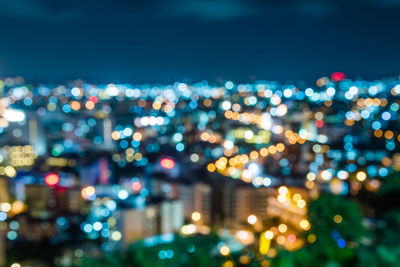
left=1, top=1, right=400, bottom=266
left=0, top=74, right=399, bottom=266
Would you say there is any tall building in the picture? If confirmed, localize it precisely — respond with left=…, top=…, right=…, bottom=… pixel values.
left=159, top=200, right=184, bottom=234
left=233, top=186, right=272, bottom=224
left=115, top=205, right=158, bottom=246
left=115, top=199, right=183, bottom=246
left=179, top=183, right=212, bottom=225
left=29, top=118, right=46, bottom=156
left=25, top=185, right=56, bottom=219
left=0, top=178, right=9, bottom=203
left=103, top=118, right=113, bottom=149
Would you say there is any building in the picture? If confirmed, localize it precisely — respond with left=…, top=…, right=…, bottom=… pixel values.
left=179, top=182, right=212, bottom=225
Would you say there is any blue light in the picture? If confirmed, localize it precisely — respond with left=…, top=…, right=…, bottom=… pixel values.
left=367, top=166, right=377, bottom=177
left=158, top=250, right=166, bottom=259
left=9, top=221, right=19, bottom=230
left=372, top=121, right=381, bottom=130
left=188, top=245, right=196, bottom=253
left=0, top=212, right=7, bottom=221
left=378, top=167, right=388, bottom=177
left=101, top=229, right=110, bottom=238
left=93, top=136, right=102, bottom=144
left=23, top=97, right=33, bottom=106
left=7, top=231, right=18, bottom=240
left=120, top=140, right=129, bottom=149
left=331, top=230, right=341, bottom=240
left=83, top=224, right=93, bottom=233
left=166, top=250, right=174, bottom=258
left=386, top=141, right=395, bottom=151
left=176, top=143, right=185, bottom=152
left=62, top=104, right=71, bottom=113
left=337, top=239, right=346, bottom=248
left=347, top=164, right=357, bottom=173
left=382, top=111, right=391, bottom=121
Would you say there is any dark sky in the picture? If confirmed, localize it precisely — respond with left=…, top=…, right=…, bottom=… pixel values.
left=0, top=0, right=400, bottom=83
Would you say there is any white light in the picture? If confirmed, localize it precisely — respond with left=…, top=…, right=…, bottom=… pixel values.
left=248, top=163, right=261, bottom=175
left=283, top=88, right=293, bottom=98
left=260, top=113, right=272, bottom=130
left=305, top=88, right=314, bottom=97
left=349, top=86, right=358, bottom=95
left=106, top=85, right=119, bottom=96
left=93, top=222, right=103, bottom=231
left=118, top=190, right=129, bottom=200
left=321, top=169, right=333, bottom=181
left=263, top=177, right=272, bottom=186
left=221, top=101, right=231, bottom=110
left=326, top=87, right=336, bottom=96
left=223, top=140, right=234, bottom=150
left=337, top=170, right=348, bottom=180
left=244, top=130, right=254, bottom=139
left=3, top=109, right=25, bottom=122
left=225, top=81, right=234, bottom=89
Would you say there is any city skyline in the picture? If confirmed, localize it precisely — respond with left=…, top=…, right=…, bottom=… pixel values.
left=1, top=1, right=400, bottom=83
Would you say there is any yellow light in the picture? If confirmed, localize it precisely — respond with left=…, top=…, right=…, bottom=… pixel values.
left=181, top=224, right=196, bottom=235
left=300, top=219, right=310, bottom=230
left=111, top=231, right=122, bottom=241
left=259, top=147, right=269, bottom=157
left=132, top=132, right=143, bottom=141
left=306, top=172, right=316, bottom=181
left=4, top=166, right=16, bottom=177
left=268, top=145, right=277, bottom=154
left=219, top=245, right=230, bottom=256
left=11, top=200, right=26, bottom=215
left=278, top=186, right=288, bottom=195
left=297, top=199, right=306, bottom=208
left=276, top=143, right=285, bottom=152
left=207, top=163, right=216, bottom=172
left=85, top=101, right=95, bottom=110
left=356, top=171, right=367, bottom=182
left=239, top=154, right=249, bottom=164
left=70, top=101, right=81, bottom=110
left=292, top=193, right=302, bottom=202
left=307, top=234, right=316, bottom=243
left=305, top=181, right=315, bottom=189
left=247, top=215, right=257, bottom=225
left=278, top=224, right=287, bottom=233
left=277, top=236, right=286, bottom=245
left=111, top=131, right=120, bottom=140
left=82, top=186, right=95, bottom=199
left=259, top=232, right=271, bottom=255
left=223, top=261, right=234, bottom=267
left=264, top=230, right=274, bottom=240
left=0, top=203, right=11, bottom=212
left=191, top=211, right=201, bottom=222
left=250, top=150, right=259, bottom=159
left=333, top=215, right=343, bottom=223
left=277, top=195, right=286, bottom=203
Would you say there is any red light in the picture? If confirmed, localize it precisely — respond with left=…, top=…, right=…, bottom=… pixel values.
left=288, top=234, right=297, bottom=243
left=89, top=96, right=98, bottom=104
left=131, top=181, right=141, bottom=191
left=315, top=120, right=324, bottom=128
left=160, top=158, right=175, bottom=170
left=45, top=173, right=60, bottom=187
left=331, top=72, right=346, bottom=82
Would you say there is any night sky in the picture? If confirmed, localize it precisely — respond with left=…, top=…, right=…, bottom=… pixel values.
left=1, top=0, right=400, bottom=83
